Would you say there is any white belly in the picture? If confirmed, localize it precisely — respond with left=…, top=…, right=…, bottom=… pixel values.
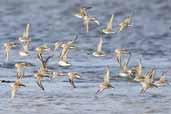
left=58, top=61, right=71, bottom=67
left=92, top=52, right=105, bottom=57
left=102, top=29, right=115, bottom=34
left=119, top=72, right=129, bottom=77
left=19, top=51, right=29, bottom=56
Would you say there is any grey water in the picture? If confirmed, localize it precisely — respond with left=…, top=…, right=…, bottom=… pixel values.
left=0, top=0, right=171, bottom=114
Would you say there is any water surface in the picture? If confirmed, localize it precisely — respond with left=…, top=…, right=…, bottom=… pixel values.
left=0, top=0, right=171, bottom=114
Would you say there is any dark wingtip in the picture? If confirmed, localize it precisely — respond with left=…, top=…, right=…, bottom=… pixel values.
left=21, top=84, right=26, bottom=87
left=69, top=79, right=76, bottom=88
left=96, top=90, right=100, bottom=95
left=36, top=81, right=45, bottom=91
left=82, top=6, right=92, bottom=9
left=74, top=35, right=78, bottom=42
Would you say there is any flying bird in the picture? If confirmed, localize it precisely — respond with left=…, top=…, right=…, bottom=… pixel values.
left=96, top=65, right=113, bottom=95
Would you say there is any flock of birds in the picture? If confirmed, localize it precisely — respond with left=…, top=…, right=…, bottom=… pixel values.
left=0, top=7, right=170, bottom=98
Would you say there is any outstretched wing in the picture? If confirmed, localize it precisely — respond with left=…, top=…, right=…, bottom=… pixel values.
left=37, top=54, right=47, bottom=69
left=25, top=24, right=30, bottom=38
left=37, top=54, right=43, bottom=62
left=92, top=17, right=100, bottom=25
left=36, top=80, right=44, bottom=91
left=16, top=72, right=24, bottom=80
left=69, top=79, right=76, bottom=88
left=96, top=86, right=105, bottom=95
left=72, top=35, right=78, bottom=43
left=63, top=49, right=70, bottom=62
left=104, top=65, right=110, bottom=84
left=115, top=52, right=122, bottom=69
left=122, top=54, right=131, bottom=72
left=44, top=55, right=53, bottom=67
left=59, top=47, right=69, bottom=62
left=106, top=15, right=114, bottom=31
left=159, top=71, right=167, bottom=82
left=68, top=35, right=78, bottom=45
left=11, top=86, right=17, bottom=98
left=23, top=43, right=29, bottom=51
left=145, top=68, right=155, bottom=83
left=137, top=58, right=142, bottom=76
left=97, top=33, right=103, bottom=52
left=83, top=17, right=89, bottom=32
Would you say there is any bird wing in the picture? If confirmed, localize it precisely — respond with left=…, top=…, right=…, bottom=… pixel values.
left=115, top=52, right=122, bottom=68
left=63, top=49, right=70, bottom=62
left=25, top=24, right=30, bottom=38
left=137, top=58, right=142, bottom=76
left=59, top=46, right=69, bottom=61
left=71, top=35, right=78, bottom=44
left=104, top=65, right=110, bottom=84
left=150, top=69, right=156, bottom=82
left=96, top=86, right=105, bottom=95
left=36, top=79, right=45, bottom=91
left=69, top=79, right=76, bottom=88
left=5, top=48, right=10, bottom=62
left=23, top=43, right=29, bottom=51
left=92, top=17, right=100, bottom=25
left=67, top=35, right=78, bottom=48
left=159, top=76, right=165, bottom=83
left=37, top=54, right=44, bottom=63
left=145, top=68, right=156, bottom=83
left=97, top=33, right=103, bottom=52
left=159, top=71, right=167, bottom=82
left=37, top=54, right=47, bottom=70
left=106, top=15, right=114, bottom=31
left=22, top=30, right=26, bottom=38
left=83, top=18, right=89, bottom=32
left=16, top=72, right=23, bottom=80
left=11, top=85, right=17, bottom=98
left=122, top=54, right=131, bottom=72
left=44, top=55, right=53, bottom=67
